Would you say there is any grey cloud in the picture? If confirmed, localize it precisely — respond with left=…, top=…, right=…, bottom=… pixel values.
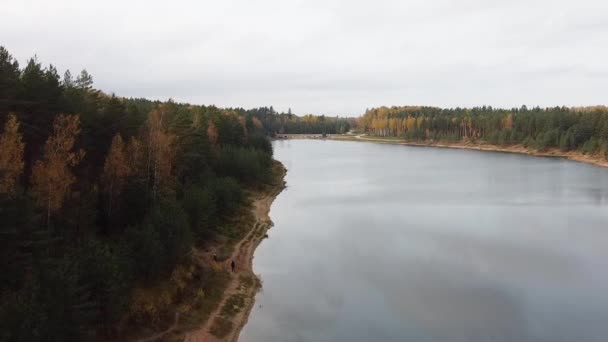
left=1, top=0, right=607, bottom=116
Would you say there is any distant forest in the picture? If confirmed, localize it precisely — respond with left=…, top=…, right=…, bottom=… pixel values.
left=360, top=106, right=608, bottom=155
left=0, top=46, right=338, bottom=341
left=248, top=107, right=354, bottom=135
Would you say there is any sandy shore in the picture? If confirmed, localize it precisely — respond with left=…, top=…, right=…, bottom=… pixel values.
left=333, top=135, right=608, bottom=169
left=183, top=162, right=286, bottom=342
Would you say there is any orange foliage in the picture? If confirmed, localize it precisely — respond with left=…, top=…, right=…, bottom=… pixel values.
left=252, top=117, right=264, bottom=130
left=103, top=134, right=130, bottom=217
left=127, top=136, right=145, bottom=177
left=31, top=114, right=84, bottom=224
left=129, top=287, right=172, bottom=326
left=0, top=113, right=25, bottom=197
left=503, top=113, right=513, bottom=130
left=207, top=120, right=218, bottom=146
left=239, top=115, right=248, bottom=138
left=147, top=108, right=176, bottom=199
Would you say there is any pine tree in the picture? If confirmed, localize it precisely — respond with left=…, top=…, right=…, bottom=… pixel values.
left=20, top=56, right=45, bottom=102
left=63, top=70, right=74, bottom=88
left=75, top=69, right=93, bottom=90
left=0, top=46, right=21, bottom=101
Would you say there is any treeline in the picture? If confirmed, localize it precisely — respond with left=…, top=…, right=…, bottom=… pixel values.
left=243, top=107, right=354, bottom=135
left=360, top=105, right=608, bottom=155
left=0, top=46, right=274, bottom=341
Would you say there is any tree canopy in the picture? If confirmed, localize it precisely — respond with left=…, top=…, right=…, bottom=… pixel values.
left=359, top=105, right=608, bottom=155
left=0, top=46, right=282, bottom=341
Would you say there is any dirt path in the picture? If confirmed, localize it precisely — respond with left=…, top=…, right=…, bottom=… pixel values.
left=183, top=167, right=286, bottom=342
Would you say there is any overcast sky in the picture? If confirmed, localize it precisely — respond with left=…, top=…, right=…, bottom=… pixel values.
left=2, top=0, right=607, bottom=116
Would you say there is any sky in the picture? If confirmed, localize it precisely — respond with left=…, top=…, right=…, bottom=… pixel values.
left=1, top=0, right=607, bottom=116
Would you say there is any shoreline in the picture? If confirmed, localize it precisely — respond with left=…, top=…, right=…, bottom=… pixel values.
left=332, top=135, right=608, bottom=169
left=182, top=161, right=287, bottom=342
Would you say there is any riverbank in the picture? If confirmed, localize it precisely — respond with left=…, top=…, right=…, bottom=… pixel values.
left=332, top=134, right=608, bottom=169
left=129, top=161, right=286, bottom=342
left=181, top=161, right=286, bottom=342
left=274, top=133, right=337, bottom=140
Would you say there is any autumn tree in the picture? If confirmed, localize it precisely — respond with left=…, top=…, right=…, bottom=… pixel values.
left=239, top=115, right=248, bottom=138
left=252, top=117, right=263, bottom=130
left=503, top=113, right=513, bottom=130
left=127, top=136, right=145, bottom=178
left=152, top=131, right=176, bottom=200
left=0, top=114, right=25, bottom=197
left=146, top=108, right=176, bottom=200
left=31, top=114, right=84, bottom=226
left=102, top=134, right=130, bottom=219
left=207, top=119, right=218, bottom=146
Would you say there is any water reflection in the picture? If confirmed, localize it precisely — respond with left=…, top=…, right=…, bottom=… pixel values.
left=240, top=140, right=608, bottom=342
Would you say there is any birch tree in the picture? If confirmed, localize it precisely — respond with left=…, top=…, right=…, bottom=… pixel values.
left=31, top=114, right=84, bottom=226
left=102, top=134, right=130, bottom=219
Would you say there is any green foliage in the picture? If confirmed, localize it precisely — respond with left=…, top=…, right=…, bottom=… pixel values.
left=404, top=128, right=425, bottom=140
left=1, top=257, right=98, bottom=342
left=215, top=114, right=245, bottom=146
left=125, top=223, right=165, bottom=282
left=0, top=195, right=29, bottom=290
left=76, top=238, right=132, bottom=325
left=523, top=136, right=535, bottom=148
left=182, top=185, right=218, bottom=240
left=244, top=106, right=353, bottom=135
left=209, top=177, right=244, bottom=217
left=0, top=46, right=290, bottom=340
left=120, top=179, right=151, bottom=227
left=360, top=105, right=608, bottom=154
left=582, top=137, right=600, bottom=155
left=534, top=129, right=559, bottom=151
left=559, top=130, right=575, bottom=151
left=248, top=132, right=273, bottom=155
left=149, top=197, right=193, bottom=272
left=215, top=145, right=272, bottom=184
left=173, top=116, right=211, bottom=185
left=0, top=46, right=21, bottom=101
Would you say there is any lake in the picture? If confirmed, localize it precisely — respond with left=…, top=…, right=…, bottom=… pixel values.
left=240, top=139, right=608, bottom=342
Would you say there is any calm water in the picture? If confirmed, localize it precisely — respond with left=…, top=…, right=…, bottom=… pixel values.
left=240, top=140, right=608, bottom=342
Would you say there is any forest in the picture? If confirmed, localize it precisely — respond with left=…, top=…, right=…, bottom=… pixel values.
left=360, top=105, right=608, bottom=156
left=0, top=46, right=295, bottom=341
left=6, top=41, right=607, bottom=341
left=245, top=107, right=354, bottom=135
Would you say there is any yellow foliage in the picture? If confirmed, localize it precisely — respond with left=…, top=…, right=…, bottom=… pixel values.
left=129, top=287, right=173, bottom=326
left=503, top=113, right=513, bottom=129
left=31, top=114, right=84, bottom=222
left=103, top=134, right=130, bottom=216
left=239, top=116, right=248, bottom=137
left=207, top=120, right=218, bottom=146
left=127, top=136, right=145, bottom=178
left=170, top=264, right=196, bottom=293
left=147, top=108, right=177, bottom=198
left=252, top=117, right=264, bottom=130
